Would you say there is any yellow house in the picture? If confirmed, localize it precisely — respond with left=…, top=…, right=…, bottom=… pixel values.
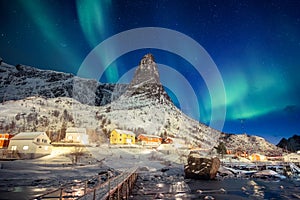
left=110, top=129, right=135, bottom=145
left=249, top=153, right=267, bottom=162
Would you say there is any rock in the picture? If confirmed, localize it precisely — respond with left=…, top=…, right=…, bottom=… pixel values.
left=161, top=167, right=169, bottom=172
left=184, top=152, right=220, bottom=180
left=204, top=195, right=215, bottom=200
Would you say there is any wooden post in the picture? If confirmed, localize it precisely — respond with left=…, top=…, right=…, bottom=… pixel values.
left=117, top=185, right=120, bottom=200
left=125, top=179, right=128, bottom=200
left=108, top=177, right=111, bottom=200
left=59, top=188, right=63, bottom=200
left=84, top=180, right=87, bottom=194
left=93, top=188, right=96, bottom=200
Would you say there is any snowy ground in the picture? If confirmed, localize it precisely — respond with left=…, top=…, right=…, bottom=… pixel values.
left=0, top=144, right=188, bottom=199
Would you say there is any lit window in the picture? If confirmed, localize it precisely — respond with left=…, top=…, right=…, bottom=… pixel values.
left=23, top=146, right=29, bottom=150
left=11, top=146, right=17, bottom=150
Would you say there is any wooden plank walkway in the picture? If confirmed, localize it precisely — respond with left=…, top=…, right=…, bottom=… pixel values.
left=79, top=167, right=138, bottom=200
left=32, top=167, right=138, bottom=200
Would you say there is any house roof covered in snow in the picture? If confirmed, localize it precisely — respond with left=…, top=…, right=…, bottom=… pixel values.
left=66, top=127, right=86, bottom=134
left=113, top=129, right=135, bottom=136
left=11, top=132, right=47, bottom=140
left=138, top=134, right=161, bottom=138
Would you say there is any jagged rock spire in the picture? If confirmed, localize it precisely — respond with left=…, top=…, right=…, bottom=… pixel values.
left=129, top=54, right=160, bottom=87
left=121, top=54, right=171, bottom=103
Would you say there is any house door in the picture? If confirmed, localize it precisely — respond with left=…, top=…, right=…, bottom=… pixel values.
left=126, top=139, right=132, bottom=144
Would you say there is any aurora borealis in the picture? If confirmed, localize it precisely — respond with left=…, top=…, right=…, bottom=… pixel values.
left=1, top=0, right=300, bottom=144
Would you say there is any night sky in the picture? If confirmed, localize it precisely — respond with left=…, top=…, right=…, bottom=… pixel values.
left=1, top=0, right=300, bottom=144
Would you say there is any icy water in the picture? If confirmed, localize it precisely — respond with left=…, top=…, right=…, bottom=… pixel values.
left=1, top=176, right=300, bottom=199
left=130, top=175, right=300, bottom=200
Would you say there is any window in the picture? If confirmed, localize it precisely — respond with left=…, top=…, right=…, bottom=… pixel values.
left=37, top=138, right=40, bottom=142
left=23, top=146, right=29, bottom=150
left=11, top=146, right=17, bottom=150
left=43, top=139, right=47, bottom=143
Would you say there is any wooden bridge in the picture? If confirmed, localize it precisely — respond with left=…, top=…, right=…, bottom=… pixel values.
left=32, top=167, right=138, bottom=200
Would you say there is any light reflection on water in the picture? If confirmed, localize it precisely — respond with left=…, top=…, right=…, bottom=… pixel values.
left=131, top=177, right=300, bottom=200
left=1, top=178, right=300, bottom=200
left=0, top=186, right=51, bottom=200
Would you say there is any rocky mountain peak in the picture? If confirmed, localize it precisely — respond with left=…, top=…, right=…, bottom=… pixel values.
left=129, top=53, right=160, bottom=87
left=122, top=54, right=171, bottom=103
left=277, top=134, right=300, bottom=152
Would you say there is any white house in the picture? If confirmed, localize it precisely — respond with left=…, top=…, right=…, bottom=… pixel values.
left=65, top=127, right=89, bottom=145
left=8, top=132, right=52, bottom=159
left=283, top=153, right=300, bottom=163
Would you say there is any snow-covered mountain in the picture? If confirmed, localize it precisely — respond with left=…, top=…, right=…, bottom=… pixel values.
left=0, top=61, right=127, bottom=106
left=0, top=54, right=220, bottom=149
left=220, top=133, right=283, bottom=155
left=98, top=54, right=220, bottom=149
left=1, top=55, right=284, bottom=153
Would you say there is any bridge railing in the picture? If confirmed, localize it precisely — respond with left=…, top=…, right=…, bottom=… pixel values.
left=78, top=167, right=138, bottom=200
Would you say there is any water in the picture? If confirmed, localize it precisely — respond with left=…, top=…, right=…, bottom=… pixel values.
left=187, top=178, right=300, bottom=200
left=1, top=177, right=300, bottom=200
left=0, top=186, right=52, bottom=200
left=130, top=174, right=300, bottom=200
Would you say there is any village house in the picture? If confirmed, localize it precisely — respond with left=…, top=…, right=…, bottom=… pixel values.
left=249, top=153, right=267, bottom=162
left=8, top=132, right=52, bottom=159
left=110, top=129, right=135, bottom=145
left=65, top=127, right=89, bottom=145
left=0, top=133, right=13, bottom=148
left=162, top=137, right=173, bottom=144
left=137, top=134, right=162, bottom=145
left=283, top=153, right=300, bottom=164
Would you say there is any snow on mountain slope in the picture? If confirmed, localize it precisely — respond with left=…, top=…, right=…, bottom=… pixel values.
left=99, top=54, right=220, bottom=149
left=0, top=62, right=127, bottom=106
left=0, top=55, right=283, bottom=153
left=0, top=96, right=101, bottom=131
left=0, top=55, right=220, bottom=150
left=220, top=133, right=282, bottom=155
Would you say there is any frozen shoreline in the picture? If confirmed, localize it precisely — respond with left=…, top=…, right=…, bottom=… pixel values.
left=0, top=144, right=187, bottom=199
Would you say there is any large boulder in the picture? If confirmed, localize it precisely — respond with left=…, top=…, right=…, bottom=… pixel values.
left=184, top=152, right=220, bottom=180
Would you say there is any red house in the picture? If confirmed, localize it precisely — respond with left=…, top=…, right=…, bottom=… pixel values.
left=0, top=133, right=13, bottom=148
left=137, top=134, right=162, bottom=145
